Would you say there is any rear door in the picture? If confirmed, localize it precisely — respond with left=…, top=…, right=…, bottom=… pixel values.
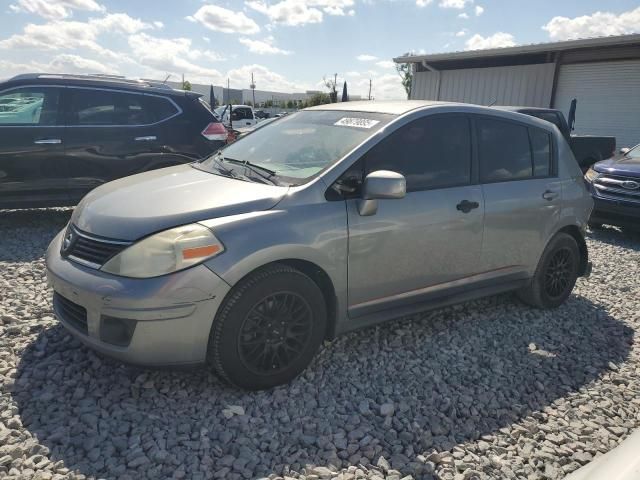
left=0, top=85, right=66, bottom=207
left=231, top=107, right=256, bottom=127
left=63, top=87, right=165, bottom=201
left=475, top=115, right=561, bottom=277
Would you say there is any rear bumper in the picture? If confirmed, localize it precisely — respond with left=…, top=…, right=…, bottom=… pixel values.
left=590, top=195, right=640, bottom=228
left=46, top=230, right=231, bottom=366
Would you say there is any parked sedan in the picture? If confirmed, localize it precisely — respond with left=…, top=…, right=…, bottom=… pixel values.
left=584, top=143, right=640, bottom=231
left=46, top=101, right=592, bottom=390
left=0, top=73, right=228, bottom=209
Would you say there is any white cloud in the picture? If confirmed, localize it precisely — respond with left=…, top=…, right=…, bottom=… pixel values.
left=47, top=53, right=111, bottom=73
left=246, top=0, right=355, bottom=26
left=239, top=36, right=292, bottom=55
left=455, top=29, right=467, bottom=37
left=153, top=21, right=164, bottom=29
left=474, top=5, right=483, bottom=15
left=227, top=64, right=304, bottom=92
left=357, top=54, right=378, bottom=61
left=90, top=13, right=155, bottom=35
left=9, top=0, right=105, bottom=20
left=128, top=32, right=226, bottom=82
left=416, top=0, right=432, bottom=7
left=376, top=60, right=396, bottom=68
left=465, top=32, right=516, bottom=50
left=458, top=12, right=469, bottom=19
left=542, top=7, right=640, bottom=41
left=439, top=0, right=472, bottom=9
left=191, top=5, right=260, bottom=34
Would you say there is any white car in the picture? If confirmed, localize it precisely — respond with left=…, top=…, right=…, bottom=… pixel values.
left=214, top=105, right=257, bottom=128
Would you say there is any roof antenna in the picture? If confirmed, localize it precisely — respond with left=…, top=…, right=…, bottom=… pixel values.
left=163, top=74, right=171, bottom=84
left=487, top=98, right=497, bottom=107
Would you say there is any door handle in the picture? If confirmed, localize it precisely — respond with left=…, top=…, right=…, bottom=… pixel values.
left=542, top=190, right=559, bottom=201
left=456, top=200, right=480, bottom=213
left=34, top=139, right=62, bottom=144
left=134, top=136, right=157, bottom=142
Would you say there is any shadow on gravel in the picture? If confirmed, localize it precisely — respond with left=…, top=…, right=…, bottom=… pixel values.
left=11, top=293, right=634, bottom=479
left=588, top=225, right=640, bottom=252
left=0, top=208, right=72, bottom=262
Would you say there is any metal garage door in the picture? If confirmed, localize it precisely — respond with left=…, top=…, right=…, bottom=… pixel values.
left=553, top=60, right=640, bottom=149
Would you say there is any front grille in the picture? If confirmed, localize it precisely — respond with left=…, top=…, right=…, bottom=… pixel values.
left=593, top=174, right=640, bottom=204
left=53, top=292, right=88, bottom=334
left=64, top=225, right=131, bottom=267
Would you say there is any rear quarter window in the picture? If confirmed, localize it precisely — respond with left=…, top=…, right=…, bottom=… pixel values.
left=145, top=95, right=179, bottom=123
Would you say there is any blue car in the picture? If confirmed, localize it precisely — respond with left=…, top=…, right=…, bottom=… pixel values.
left=585, top=144, right=640, bottom=231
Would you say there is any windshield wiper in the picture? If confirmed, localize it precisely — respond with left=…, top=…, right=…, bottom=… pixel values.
left=220, top=157, right=278, bottom=184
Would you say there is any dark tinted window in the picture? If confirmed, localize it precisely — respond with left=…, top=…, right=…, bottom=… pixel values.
left=146, top=95, right=179, bottom=122
left=364, top=115, right=472, bottom=191
left=478, top=118, right=532, bottom=182
left=69, top=89, right=153, bottom=125
left=529, top=127, right=551, bottom=177
left=0, top=87, right=60, bottom=125
left=232, top=107, right=253, bottom=120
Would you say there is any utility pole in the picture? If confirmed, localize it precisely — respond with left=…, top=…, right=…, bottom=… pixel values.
left=368, top=79, right=372, bottom=101
left=250, top=72, right=256, bottom=108
left=182, top=73, right=184, bottom=89
left=333, top=73, right=337, bottom=102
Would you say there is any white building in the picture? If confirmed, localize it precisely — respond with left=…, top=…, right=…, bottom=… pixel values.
left=395, top=34, right=640, bottom=148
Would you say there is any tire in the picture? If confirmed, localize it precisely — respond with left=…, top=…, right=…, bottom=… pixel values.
left=208, top=264, right=327, bottom=390
left=517, top=233, right=580, bottom=309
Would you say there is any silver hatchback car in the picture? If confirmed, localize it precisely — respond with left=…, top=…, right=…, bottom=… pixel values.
left=46, top=101, right=593, bottom=389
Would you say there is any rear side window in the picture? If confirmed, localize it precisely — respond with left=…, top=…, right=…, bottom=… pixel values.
left=232, top=107, right=253, bottom=120
left=364, top=115, right=472, bottom=191
left=0, top=87, right=60, bottom=125
left=477, top=118, right=532, bottom=182
left=529, top=127, right=552, bottom=177
left=68, top=89, right=153, bottom=126
left=146, top=95, right=179, bottom=122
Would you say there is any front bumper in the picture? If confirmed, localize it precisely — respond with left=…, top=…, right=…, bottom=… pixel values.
left=45, top=230, right=231, bottom=366
left=590, top=195, right=640, bottom=228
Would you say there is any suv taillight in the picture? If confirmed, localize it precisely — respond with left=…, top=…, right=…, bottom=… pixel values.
left=201, top=122, right=228, bottom=142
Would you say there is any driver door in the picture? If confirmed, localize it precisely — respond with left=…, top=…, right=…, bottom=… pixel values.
left=346, top=114, right=485, bottom=317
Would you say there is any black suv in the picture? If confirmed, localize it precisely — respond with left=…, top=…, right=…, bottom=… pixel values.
left=0, top=74, right=228, bottom=209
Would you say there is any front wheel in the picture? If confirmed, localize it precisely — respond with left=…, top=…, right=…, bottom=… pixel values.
left=208, top=264, right=327, bottom=390
left=517, top=233, right=580, bottom=309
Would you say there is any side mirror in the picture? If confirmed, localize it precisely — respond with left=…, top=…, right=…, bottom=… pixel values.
left=358, top=170, right=406, bottom=216
left=620, top=147, right=630, bottom=155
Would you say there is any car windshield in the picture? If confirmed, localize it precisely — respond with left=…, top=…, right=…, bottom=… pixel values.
left=196, top=110, right=393, bottom=185
left=627, top=144, right=640, bottom=158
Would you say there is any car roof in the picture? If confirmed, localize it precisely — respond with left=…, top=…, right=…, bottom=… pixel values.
left=2, top=73, right=198, bottom=98
left=306, top=100, right=453, bottom=115
left=494, top=106, right=559, bottom=113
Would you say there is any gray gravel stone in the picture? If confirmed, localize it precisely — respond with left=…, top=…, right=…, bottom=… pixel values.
left=1, top=212, right=640, bottom=480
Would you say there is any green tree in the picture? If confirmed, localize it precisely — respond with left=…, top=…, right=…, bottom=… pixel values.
left=307, top=92, right=331, bottom=107
left=182, top=80, right=192, bottom=91
left=395, top=53, right=412, bottom=99
left=286, top=100, right=295, bottom=109
left=323, top=74, right=338, bottom=103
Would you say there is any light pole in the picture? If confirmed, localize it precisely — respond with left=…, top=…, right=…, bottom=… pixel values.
left=250, top=72, right=256, bottom=108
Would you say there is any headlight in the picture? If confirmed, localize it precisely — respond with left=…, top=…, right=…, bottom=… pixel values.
left=101, top=223, right=224, bottom=278
left=584, top=167, right=600, bottom=183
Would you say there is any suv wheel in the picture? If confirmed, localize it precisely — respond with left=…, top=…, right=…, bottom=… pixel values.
left=208, top=264, right=327, bottom=390
left=517, top=233, right=580, bottom=309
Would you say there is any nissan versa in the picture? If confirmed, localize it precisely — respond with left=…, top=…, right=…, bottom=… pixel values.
left=46, top=101, right=593, bottom=390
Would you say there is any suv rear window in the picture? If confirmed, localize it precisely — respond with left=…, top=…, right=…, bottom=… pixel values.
left=68, top=89, right=154, bottom=126
left=145, top=95, right=179, bottom=122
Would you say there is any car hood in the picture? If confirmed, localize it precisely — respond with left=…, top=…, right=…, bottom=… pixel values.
left=594, top=155, right=640, bottom=178
left=71, top=164, right=289, bottom=241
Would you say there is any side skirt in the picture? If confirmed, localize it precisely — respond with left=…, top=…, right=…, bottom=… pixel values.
left=335, top=277, right=530, bottom=337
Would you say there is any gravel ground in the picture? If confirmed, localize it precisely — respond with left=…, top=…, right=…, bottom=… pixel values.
left=1, top=208, right=639, bottom=480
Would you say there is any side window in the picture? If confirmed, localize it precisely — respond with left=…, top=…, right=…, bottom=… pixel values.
left=68, top=89, right=153, bottom=126
left=529, top=127, right=552, bottom=177
left=0, top=87, right=60, bottom=125
left=145, top=96, right=179, bottom=122
left=364, top=115, right=472, bottom=191
left=478, top=118, right=532, bottom=182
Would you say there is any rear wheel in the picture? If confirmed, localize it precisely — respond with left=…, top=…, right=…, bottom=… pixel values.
left=208, top=264, right=326, bottom=390
left=517, top=233, right=580, bottom=309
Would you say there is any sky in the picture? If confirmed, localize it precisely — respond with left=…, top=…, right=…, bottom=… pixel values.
left=0, top=0, right=639, bottom=100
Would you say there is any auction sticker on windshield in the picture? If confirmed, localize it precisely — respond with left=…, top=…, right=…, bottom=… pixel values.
left=334, top=117, right=380, bottom=129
